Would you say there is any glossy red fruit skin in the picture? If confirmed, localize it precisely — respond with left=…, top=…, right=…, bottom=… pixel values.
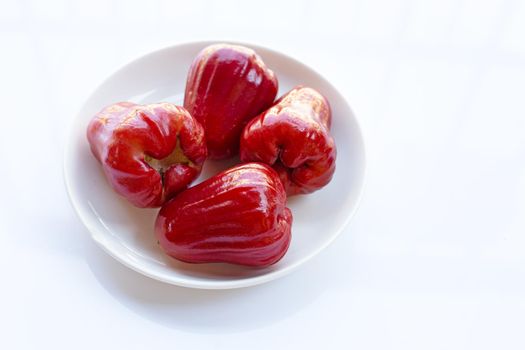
left=184, top=44, right=278, bottom=160
left=155, top=163, right=292, bottom=267
left=240, top=86, right=336, bottom=196
left=87, top=102, right=207, bottom=208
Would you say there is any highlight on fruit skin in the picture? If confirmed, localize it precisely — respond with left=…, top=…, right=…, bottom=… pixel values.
left=184, top=43, right=278, bottom=160
left=240, top=86, right=336, bottom=196
left=155, top=162, right=293, bottom=267
left=86, top=102, right=207, bottom=208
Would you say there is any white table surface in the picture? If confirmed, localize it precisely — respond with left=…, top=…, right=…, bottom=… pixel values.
left=1, top=0, right=524, bottom=348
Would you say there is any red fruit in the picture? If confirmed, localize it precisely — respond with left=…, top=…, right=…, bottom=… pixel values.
left=184, top=44, right=278, bottom=159
left=87, top=102, right=207, bottom=208
left=240, top=86, right=336, bottom=195
left=155, top=163, right=292, bottom=267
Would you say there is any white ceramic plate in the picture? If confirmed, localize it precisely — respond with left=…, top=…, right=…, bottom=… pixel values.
left=64, top=41, right=366, bottom=289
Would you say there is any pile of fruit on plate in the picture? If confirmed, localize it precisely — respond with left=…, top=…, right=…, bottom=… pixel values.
left=86, top=44, right=337, bottom=268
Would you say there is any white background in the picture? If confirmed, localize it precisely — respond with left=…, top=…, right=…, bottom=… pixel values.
left=1, top=0, right=525, bottom=348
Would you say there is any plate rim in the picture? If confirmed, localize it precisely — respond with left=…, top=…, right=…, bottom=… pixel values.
left=63, top=40, right=367, bottom=289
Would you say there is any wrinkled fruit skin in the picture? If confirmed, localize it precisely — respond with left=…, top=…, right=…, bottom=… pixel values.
left=87, top=102, right=207, bottom=208
left=240, top=86, right=337, bottom=195
left=184, top=44, right=278, bottom=160
left=155, top=163, right=292, bottom=267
